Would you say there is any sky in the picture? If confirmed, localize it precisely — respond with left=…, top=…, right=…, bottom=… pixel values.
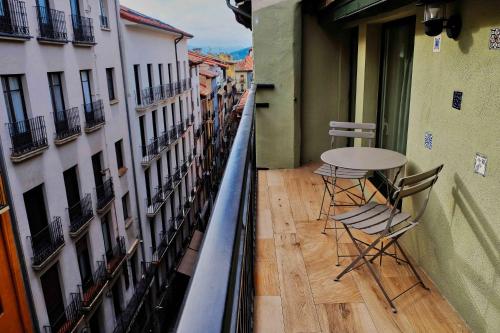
left=120, top=0, right=252, bottom=51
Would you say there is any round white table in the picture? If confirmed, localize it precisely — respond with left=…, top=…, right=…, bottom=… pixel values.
left=321, top=147, right=407, bottom=171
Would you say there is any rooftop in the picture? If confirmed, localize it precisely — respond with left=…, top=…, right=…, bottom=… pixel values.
left=236, top=51, right=253, bottom=72
left=120, top=6, right=193, bottom=37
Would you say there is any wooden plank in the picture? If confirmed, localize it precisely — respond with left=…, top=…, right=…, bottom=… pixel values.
left=274, top=233, right=321, bottom=333
left=268, top=185, right=296, bottom=234
left=316, top=303, right=379, bottom=333
left=283, top=172, right=309, bottom=222
left=267, top=169, right=285, bottom=187
left=256, top=239, right=276, bottom=262
left=254, top=296, right=285, bottom=333
left=257, top=208, right=274, bottom=239
left=255, top=260, right=280, bottom=296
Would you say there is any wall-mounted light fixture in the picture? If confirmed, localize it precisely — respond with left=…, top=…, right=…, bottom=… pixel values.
left=417, top=0, right=461, bottom=39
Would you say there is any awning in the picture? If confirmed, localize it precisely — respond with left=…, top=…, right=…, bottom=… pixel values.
left=321, top=0, right=415, bottom=23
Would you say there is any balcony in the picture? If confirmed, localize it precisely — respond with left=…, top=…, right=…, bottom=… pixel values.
left=83, top=100, right=105, bottom=132
left=176, top=123, right=183, bottom=136
left=175, top=81, right=182, bottom=95
left=79, top=261, right=108, bottom=311
left=180, top=161, right=188, bottom=176
left=99, top=14, right=109, bottom=29
left=0, top=0, right=30, bottom=40
left=158, top=131, right=170, bottom=151
left=96, top=177, right=114, bottom=214
left=163, top=176, right=174, bottom=198
left=152, top=231, right=168, bottom=264
left=68, top=193, right=94, bottom=238
left=140, top=138, right=160, bottom=166
left=29, top=216, right=65, bottom=271
left=173, top=169, right=181, bottom=186
left=7, top=115, right=49, bottom=162
left=146, top=186, right=164, bottom=217
left=105, top=236, right=126, bottom=279
left=34, top=6, right=67, bottom=44
left=70, top=15, right=95, bottom=45
left=53, top=107, right=81, bottom=145
left=169, top=126, right=178, bottom=142
left=43, top=293, right=83, bottom=333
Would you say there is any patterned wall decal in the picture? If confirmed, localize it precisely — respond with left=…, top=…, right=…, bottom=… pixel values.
left=424, top=132, right=433, bottom=150
left=452, top=91, right=463, bottom=110
left=490, top=28, right=500, bottom=49
left=474, top=153, right=488, bottom=177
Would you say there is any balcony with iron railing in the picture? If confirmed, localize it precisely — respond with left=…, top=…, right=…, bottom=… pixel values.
left=158, top=131, right=170, bottom=150
left=140, top=137, right=160, bottom=166
left=146, top=186, right=164, bottom=217
left=79, top=261, right=108, bottom=311
left=6, top=115, right=49, bottom=162
left=34, top=6, right=68, bottom=43
left=71, top=14, right=95, bottom=45
left=67, top=193, right=94, bottom=238
left=113, top=261, right=155, bottom=333
left=29, top=216, right=65, bottom=271
left=175, top=81, right=182, bottom=95
left=176, top=122, right=183, bottom=136
left=0, top=0, right=30, bottom=39
left=152, top=231, right=168, bottom=264
left=173, top=168, right=182, bottom=187
left=96, top=177, right=114, bottom=213
left=43, top=292, right=83, bottom=333
left=83, top=100, right=105, bottom=132
left=99, top=14, right=109, bottom=29
left=105, top=236, right=126, bottom=278
left=163, top=176, right=174, bottom=198
left=53, top=107, right=81, bottom=145
left=169, top=126, right=178, bottom=142
left=136, top=85, right=162, bottom=109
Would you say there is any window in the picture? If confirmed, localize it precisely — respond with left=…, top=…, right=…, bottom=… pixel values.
left=158, top=64, right=164, bottom=86
left=130, top=252, right=138, bottom=287
left=134, top=65, right=141, bottom=105
left=115, top=139, right=124, bottom=170
left=122, top=193, right=130, bottom=220
left=111, top=281, right=122, bottom=318
left=102, top=214, right=113, bottom=261
left=123, top=261, right=130, bottom=290
left=80, top=70, right=92, bottom=109
left=48, top=72, right=65, bottom=112
left=76, top=236, right=92, bottom=291
left=162, top=106, right=167, bottom=131
left=167, top=63, right=172, bottom=84
left=40, top=264, right=65, bottom=331
left=2, top=75, right=28, bottom=123
left=147, top=64, right=153, bottom=88
left=106, top=68, right=116, bottom=101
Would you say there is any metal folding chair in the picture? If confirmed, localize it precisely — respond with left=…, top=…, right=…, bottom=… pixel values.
left=315, top=122, right=376, bottom=224
left=332, top=165, right=444, bottom=313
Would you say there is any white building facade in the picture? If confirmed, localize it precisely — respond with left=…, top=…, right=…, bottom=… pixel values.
left=0, top=0, right=139, bottom=332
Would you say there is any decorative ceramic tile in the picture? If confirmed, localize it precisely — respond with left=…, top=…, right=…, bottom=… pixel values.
left=424, top=132, right=433, bottom=150
left=474, top=153, right=487, bottom=177
left=452, top=91, right=463, bottom=110
left=489, top=28, right=500, bottom=50
left=433, top=35, right=442, bottom=53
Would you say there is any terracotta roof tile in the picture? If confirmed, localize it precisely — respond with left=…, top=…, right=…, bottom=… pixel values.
left=200, top=69, right=218, bottom=78
left=236, top=53, right=253, bottom=72
left=236, top=90, right=249, bottom=112
left=120, top=6, right=193, bottom=38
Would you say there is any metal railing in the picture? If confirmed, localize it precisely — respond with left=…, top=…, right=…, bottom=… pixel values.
left=152, top=231, right=168, bottom=263
left=163, top=175, right=173, bottom=194
left=53, top=107, right=81, bottom=141
left=28, top=216, right=65, bottom=267
left=0, top=0, right=29, bottom=37
left=83, top=99, right=105, bottom=129
left=106, top=236, right=126, bottom=276
left=96, top=177, right=114, bottom=211
left=79, top=261, right=107, bottom=308
left=176, top=122, right=183, bottom=136
left=68, top=193, right=93, bottom=234
left=146, top=186, right=164, bottom=216
left=141, top=137, right=159, bottom=164
left=176, top=84, right=256, bottom=332
left=169, top=126, right=178, bottom=141
left=43, top=292, right=82, bottom=333
left=6, top=115, right=48, bottom=157
left=35, top=6, right=67, bottom=41
left=71, top=14, right=94, bottom=44
left=99, top=14, right=109, bottom=29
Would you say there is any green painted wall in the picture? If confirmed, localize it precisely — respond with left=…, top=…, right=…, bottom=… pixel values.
left=401, top=1, right=500, bottom=332
left=253, top=0, right=302, bottom=169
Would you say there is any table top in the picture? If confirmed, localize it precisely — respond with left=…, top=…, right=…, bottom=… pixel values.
left=320, top=147, right=407, bottom=171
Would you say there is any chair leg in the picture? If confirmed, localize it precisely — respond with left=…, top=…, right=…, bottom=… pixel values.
left=317, top=178, right=328, bottom=220
left=394, top=241, right=430, bottom=291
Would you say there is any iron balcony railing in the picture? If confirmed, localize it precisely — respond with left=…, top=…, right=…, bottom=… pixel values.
left=83, top=100, right=105, bottom=129
left=137, top=85, right=162, bottom=107
left=113, top=261, right=155, bottom=333
left=163, top=176, right=173, bottom=193
left=175, top=81, right=182, bottom=95
left=6, top=115, right=48, bottom=157
left=71, top=14, right=94, bottom=44
left=79, top=261, right=107, bottom=309
left=141, top=137, right=160, bottom=164
left=181, top=161, right=188, bottom=175
left=181, top=79, right=187, bottom=92
left=173, top=169, right=181, bottom=184
left=106, top=236, right=126, bottom=276
left=169, top=126, right=178, bottom=141
left=96, top=177, right=114, bottom=211
left=176, top=122, right=183, bottom=136
left=182, top=119, right=188, bottom=131
left=53, top=107, right=81, bottom=141
left=99, top=14, right=109, bottom=29
left=152, top=231, right=168, bottom=264
left=43, top=292, right=82, bottom=333
left=29, top=216, right=65, bottom=267
left=146, top=186, right=164, bottom=216
left=0, top=0, right=29, bottom=37
left=176, top=84, right=256, bottom=333
left=158, top=131, right=169, bottom=149
left=68, top=193, right=93, bottom=234
left=162, top=83, right=175, bottom=98
left=35, top=6, right=67, bottom=41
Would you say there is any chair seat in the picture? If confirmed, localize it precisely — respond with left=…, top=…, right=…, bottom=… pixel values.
left=314, top=163, right=367, bottom=179
left=332, top=203, right=411, bottom=235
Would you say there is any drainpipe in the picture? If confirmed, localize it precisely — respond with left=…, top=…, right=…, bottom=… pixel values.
left=113, top=0, right=146, bottom=259
left=0, top=140, right=39, bottom=332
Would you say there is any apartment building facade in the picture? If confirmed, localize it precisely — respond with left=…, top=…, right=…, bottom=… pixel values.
left=0, top=0, right=137, bottom=332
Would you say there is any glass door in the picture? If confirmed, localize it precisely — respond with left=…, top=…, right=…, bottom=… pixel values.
left=80, top=71, right=93, bottom=120
left=49, top=73, right=68, bottom=133
left=2, top=76, right=31, bottom=148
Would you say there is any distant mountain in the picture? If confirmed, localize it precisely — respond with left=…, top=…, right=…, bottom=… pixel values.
left=229, top=47, right=251, bottom=60
left=189, top=46, right=251, bottom=60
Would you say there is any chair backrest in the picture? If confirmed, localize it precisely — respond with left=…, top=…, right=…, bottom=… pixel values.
left=329, top=121, right=376, bottom=147
left=391, top=164, right=444, bottom=222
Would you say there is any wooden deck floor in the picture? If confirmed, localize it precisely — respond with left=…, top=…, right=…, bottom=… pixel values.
left=254, top=164, right=470, bottom=333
